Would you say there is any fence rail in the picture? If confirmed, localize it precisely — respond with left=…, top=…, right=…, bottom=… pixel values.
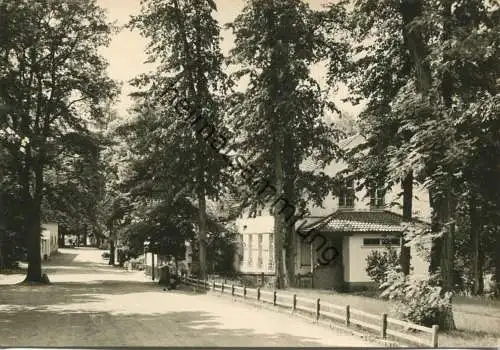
left=182, top=276, right=439, bottom=348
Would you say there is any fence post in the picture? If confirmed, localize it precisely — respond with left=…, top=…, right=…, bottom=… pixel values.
left=381, top=313, right=387, bottom=339
left=273, top=290, right=277, bottom=306
left=316, top=298, right=320, bottom=323
left=431, top=325, right=439, bottom=348
left=231, top=284, right=235, bottom=297
left=257, top=287, right=261, bottom=301
left=212, top=281, right=216, bottom=291
left=221, top=281, right=225, bottom=295
left=292, top=294, right=297, bottom=313
left=243, top=285, right=247, bottom=299
left=345, top=305, right=350, bottom=326
left=204, top=277, right=208, bottom=290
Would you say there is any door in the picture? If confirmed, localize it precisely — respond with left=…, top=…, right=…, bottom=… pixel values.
left=312, top=235, right=344, bottom=290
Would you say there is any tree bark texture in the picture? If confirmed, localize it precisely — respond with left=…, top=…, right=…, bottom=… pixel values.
left=400, top=171, right=413, bottom=275
left=469, top=195, right=484, bottom=295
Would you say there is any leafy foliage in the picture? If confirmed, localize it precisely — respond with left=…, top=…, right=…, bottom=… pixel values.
left=381, top=270, right=454, bottom=327
left=365, top=248, right=400, bottom=286
left=0, top=0, right=118, bottom=280
left=226, top=0, right=344, bottom=288
left=125, top=0, right=233, bottom=278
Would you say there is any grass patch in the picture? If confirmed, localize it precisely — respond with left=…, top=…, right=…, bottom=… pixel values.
left=279, top=287, right=500, bottom=347
left=0, top=267, right=26, bottom=275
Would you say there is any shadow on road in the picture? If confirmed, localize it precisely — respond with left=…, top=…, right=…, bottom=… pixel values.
left=0, top=248, right=372, bottom=346
left=0, top=278, right=342, bottom=347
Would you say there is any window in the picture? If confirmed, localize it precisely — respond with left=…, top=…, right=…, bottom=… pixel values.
left=382, top=238, right=401, bottom=246
left=370, top=187, right=386, bottom=208
left=339, top=179, right=355, bottom=208
left=257, top=234, right=263, bottom=268
left=300, top=240, right=311, bottom=266
left=363, top=238, right=381, bottom=246
left=268, top=233, right=274, bottom=271
left=363, top=237, right=401, bottom=246
left=248, top=234, right=253, bottom=266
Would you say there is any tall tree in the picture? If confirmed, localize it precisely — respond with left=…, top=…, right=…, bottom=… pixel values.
left=0, top=0, right=117, bottom=282
left=227, top=0, right=343, bottom=288
left=323, top=0, right=415, bottom=275
left=129, top=0, right=229, bottom=280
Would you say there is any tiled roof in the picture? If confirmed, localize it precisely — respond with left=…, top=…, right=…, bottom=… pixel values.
left=331, top=210, right=407, bottom=225
left=324, top=219, right=402, bottom=232
left=312, top=210, right=427, bottom=233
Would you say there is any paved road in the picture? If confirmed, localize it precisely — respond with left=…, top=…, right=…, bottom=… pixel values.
left=0, top=248, right=375, bottom=347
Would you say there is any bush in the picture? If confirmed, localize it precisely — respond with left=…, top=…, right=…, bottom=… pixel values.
left=101, top=252, right=110, bottom=259
left=380, top=269, right=454, bottom=327
left=365, top=248, right=399, bottom=286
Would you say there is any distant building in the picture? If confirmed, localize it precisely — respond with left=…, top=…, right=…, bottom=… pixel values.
left=41, top=223, right=58, bottom=260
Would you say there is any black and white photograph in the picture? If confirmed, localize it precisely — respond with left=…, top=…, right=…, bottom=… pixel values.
left=0, top=0, right=499, bottom=348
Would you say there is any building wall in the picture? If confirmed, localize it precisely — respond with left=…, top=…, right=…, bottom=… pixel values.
left=235, top=216, right=275, bottom=274
left=234, top=218, right=431, bottom=287
left=346, top=234, right=430, bottom=283
left=307, top=185, right=431, bottom=221
left=232, top=135, right=433, bottom=284
left=41, top=223, right=58, bottom=259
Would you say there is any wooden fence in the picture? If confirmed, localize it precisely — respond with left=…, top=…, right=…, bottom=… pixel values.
left=182, top=276, right=439, bottom=348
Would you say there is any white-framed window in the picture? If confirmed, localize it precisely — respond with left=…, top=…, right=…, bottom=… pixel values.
left=339, top=179, right=355, bottom=208
left=362, top=237, right=401, bottom=247
left=248, top=234, right=253, bottom=266
left=257, top=234, right=263, bottom=268
left=268, top=233, right=274, bottom=271
left=369, top=187, right=385, bottom=208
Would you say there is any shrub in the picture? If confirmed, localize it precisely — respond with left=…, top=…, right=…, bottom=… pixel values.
left=365, top=248, right=399, bottom=286
left=380, top=269, right=454, bottom=327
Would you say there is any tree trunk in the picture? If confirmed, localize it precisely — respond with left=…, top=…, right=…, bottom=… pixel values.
left=109, top=238, right=115, bottom=266
left=0, top=229, right=5, bottom=270
left=283, top=133, right=296, bottom=287
left=429, top=190, right=456, bottom=330
left=197, top=185, right=208, bottom=280
left=24, top=204, right=43, bottom=282
left=82, top=224, right=88, bottom=247
left=399, top=0, right=431, bottom=93
left=495, top=229, right=500, bottom=296
left=285, top=223, right=296, bottom=287
left=23, top=159, right=44, bottom=283
left=429, top=190, right=441, bottom=274
left=273, top=130, right=288, bottom=290
left=470, top=195, right=483, bottom=295
left=400, top=171, right=413, bottom=275
left=440, top=199, right=455, bottom=293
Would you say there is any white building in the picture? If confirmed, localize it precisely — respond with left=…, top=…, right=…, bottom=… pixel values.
left=41, top=223, right=58, bottom=260
left=234, top=134, right=431, bottom=290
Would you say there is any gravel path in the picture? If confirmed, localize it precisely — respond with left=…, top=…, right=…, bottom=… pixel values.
left=0, top=248, right=375, bottom=347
